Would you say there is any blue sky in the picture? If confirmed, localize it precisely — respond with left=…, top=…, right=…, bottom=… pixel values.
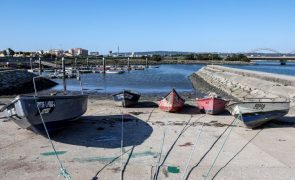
left=1, top=0, right=295, bottom=54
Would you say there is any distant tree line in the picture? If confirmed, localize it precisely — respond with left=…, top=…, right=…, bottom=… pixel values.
left=183, top=53, right=222, bottom=60
left=225, top=54, right=250, bottom=62
left=182, top=53, right=249, bottom=62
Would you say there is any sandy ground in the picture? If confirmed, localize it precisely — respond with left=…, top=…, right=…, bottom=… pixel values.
left=1, top=97, right=295, bottom=180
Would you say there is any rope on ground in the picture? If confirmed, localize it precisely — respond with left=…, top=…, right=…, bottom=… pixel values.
left=204, top=111, right=241, bottom=180
left=153, top=124, right=167, bottom=180
left=182, top=116, right=206, bottom=180
left=153, top=114, right=206, bottom=180
left=146, top=108, right=156, bottom=122
left=121, top=145, right=135, bottom=180
left=92, top=148, right=133, bottom=179
left=33, top=76, right=71, bottom=180
left=34, top=97, right=71, bottom=180
left=212, top=129, right=263, bottom=179
left=184, top=119, right=236, bottom=180
left=120, top=106, right=125, bottom=180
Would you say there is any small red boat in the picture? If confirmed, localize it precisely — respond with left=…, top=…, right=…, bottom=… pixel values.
left=196, top=93, right=229, bottom=115
left=158, top=89, right=185, bottom=112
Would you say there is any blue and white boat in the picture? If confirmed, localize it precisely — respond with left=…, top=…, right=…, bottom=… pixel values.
left=227, top=101, right=290, bottom=128
left=112, top=90, right=141, bottom=107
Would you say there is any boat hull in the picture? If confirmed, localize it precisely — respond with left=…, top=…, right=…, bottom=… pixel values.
left=227, top=101, right=290, bottom=128
left=196, top=97, right=228, bottom=115
left=3, top=95, right=88, bottom=133
left=158, top=89, right=185, bottom=113
left=112, top=90, right=141, bottom=107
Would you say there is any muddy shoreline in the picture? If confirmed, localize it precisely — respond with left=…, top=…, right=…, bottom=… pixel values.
left=0, top=72, right=236, bottom=103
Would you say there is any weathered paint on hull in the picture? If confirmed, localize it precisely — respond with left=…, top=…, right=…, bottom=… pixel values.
left=3, top=95, right=88, bottom=133
left=238, top=110, right=289, bottom=128
left=197, top=97, right=228, bottom=115
left=227, top=101, right=290, bottom=128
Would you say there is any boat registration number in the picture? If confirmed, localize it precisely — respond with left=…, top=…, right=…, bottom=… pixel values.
left=37, top=100, right=56, bottom=114
left=253, top=103, right=265, bottom=110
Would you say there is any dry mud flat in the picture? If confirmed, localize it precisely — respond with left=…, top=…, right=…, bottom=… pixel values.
left=1, top=98, right=295, bottom=180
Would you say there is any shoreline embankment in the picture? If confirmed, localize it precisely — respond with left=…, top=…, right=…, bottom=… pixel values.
left=0, top=70, right=57, bottom=95
left=1, top=57, right=253, bottom=67
left=190, top=65, right=295, bottom=118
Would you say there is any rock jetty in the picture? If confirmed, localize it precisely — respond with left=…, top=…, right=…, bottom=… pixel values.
left=0, top=70, right=57, bottom=95
left=191, top=65, right=295, bottom=116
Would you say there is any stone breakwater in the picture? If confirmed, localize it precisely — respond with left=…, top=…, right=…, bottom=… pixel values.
left=190, top=65, right=295, bottom=114
left=0, top=70, right=57, bottom=95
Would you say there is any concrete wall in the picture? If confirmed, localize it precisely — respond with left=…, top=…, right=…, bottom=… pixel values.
left=191, top=65, right=295, bottom=115
left=0, top=70, right=57, bottom=95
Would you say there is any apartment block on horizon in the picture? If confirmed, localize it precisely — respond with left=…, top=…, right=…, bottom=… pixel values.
left=49, top=49, right=64, bottom=57
left=69, top=48, right=88, bottom=56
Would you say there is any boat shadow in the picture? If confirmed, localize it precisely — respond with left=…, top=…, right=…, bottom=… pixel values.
left=51, top=114, right=153, bottom=148
left=132, top=101, right=158, bottom=108
left=178, top=104, right=202, bottom=114
left=256, top=117, right=295, bottom=129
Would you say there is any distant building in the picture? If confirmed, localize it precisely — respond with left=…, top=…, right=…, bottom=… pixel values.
left=69, top=48, right=88, bottom=56
left=49, top=49, right=64, bottom=57
left=89, top=52, right=100, bottom=56
left=129, top=52, right=135, bottom=57
left=109, top=50, right=113, bottom=57
left=0, top=52, right=5, bottom=57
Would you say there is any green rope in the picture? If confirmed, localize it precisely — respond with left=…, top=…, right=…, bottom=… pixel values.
left=204, top=109, right=242, bottom=180
left=60, top=168, right=72, bottom=180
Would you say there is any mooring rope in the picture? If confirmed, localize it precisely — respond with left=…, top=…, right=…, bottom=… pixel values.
left=182, top=116, right=206, bottom=180
left=212, top=128, right=263, bottom=179
left=153, top=114, right=206, bottom=180
left=153, top=124, right=167, bottom=180
left=33, top=76, right=71, bottom=180
left=184, top=119, right=236, bottom=180
left=121, top=145, right=135, bottom=180
left=203, top=111, right=241, bottom=180
left=153, top=114, right=193, bottom=180
left=120, top=92, right=126, bottom=180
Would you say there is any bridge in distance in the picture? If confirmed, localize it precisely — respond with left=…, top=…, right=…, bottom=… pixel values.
left=246, top=48, right=295, bottom=64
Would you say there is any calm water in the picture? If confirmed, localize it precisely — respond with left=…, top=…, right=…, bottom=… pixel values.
left=51, top=61, right=295, bottom=94
left=52, top=64, right=204, bottom=94
left=225, top=61, right=295, bottom=76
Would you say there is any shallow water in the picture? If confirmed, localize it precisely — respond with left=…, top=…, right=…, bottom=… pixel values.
left=51, top=64, right=204, bottom=94
left=225, top=61, right=295, bottom=76
left=50, top=61, right=295, bottom=95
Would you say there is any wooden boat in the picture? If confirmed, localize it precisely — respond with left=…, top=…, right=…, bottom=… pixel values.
left=196, top=93, right=229, bottom=114
left=226, top=101, right=290, bottom=128
left=112, top=90, right=141, bottom=107
left=158, top=89, right=185, bottom=112
left=0, top=95, right=88, bottom=133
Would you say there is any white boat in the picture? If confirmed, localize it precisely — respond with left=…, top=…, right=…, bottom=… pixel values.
left=227, top=101, right=290, bottom=128
left=106, top=70, right=125, bottom=74
left=27, top=69, right=40, bottom=73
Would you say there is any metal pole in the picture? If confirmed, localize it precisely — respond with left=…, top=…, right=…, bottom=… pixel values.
left=62, top=57, right=67, bottom=92
left=103, top=57, right=106, bottom=74
left=127, top=57, right=130, bottom=71
left=75, top=57, right=77, bottom=69
left=30, top=57, right=33, bottom=70
left=38, top=57, right=42, bottom=75
left=145, top=57, right=148, bottom=68
left=86, top=57, right=89, bottom=67
left=55, top=57, right=57, bottom=70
